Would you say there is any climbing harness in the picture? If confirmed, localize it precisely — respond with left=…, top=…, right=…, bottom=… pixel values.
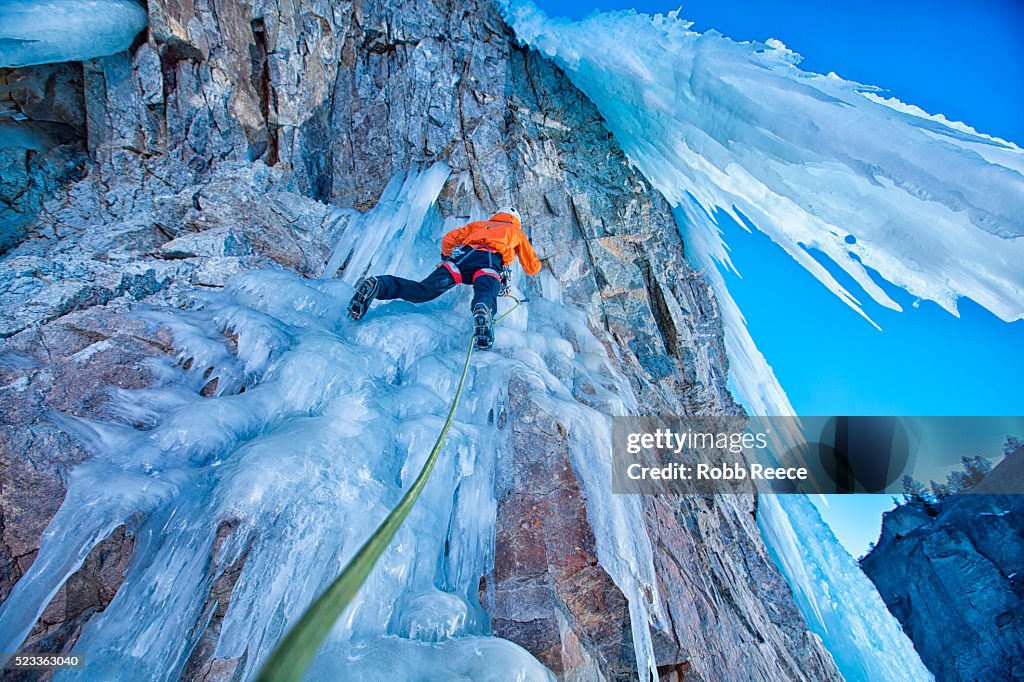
left=256, top=294, right=525, bottom=682
left=440, top=245, right=498, bottom=285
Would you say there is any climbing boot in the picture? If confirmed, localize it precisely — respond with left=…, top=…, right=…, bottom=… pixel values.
left=473, top=303, right=494, bottom=350
left=348, top=276, right=379, bottom=320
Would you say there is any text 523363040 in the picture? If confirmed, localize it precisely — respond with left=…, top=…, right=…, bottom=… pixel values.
left=2, top=654, right=85, bottom=670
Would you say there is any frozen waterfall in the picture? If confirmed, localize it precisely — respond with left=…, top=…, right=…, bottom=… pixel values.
left=0, top=165, right=668, bottom=681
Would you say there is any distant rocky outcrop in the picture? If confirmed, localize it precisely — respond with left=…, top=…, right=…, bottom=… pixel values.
left=861, top=448, right=1024, bottom=681
left=1, top=0, right=838, bottom=679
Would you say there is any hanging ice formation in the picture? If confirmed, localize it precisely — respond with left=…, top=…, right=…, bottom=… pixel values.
left=0, top=0, right=148, bottom=68
left=494, top=1, right=1024, bottom=680
left=501, top=0, right=1024, bottom=415
left=0, top=164, right=671, bottom=681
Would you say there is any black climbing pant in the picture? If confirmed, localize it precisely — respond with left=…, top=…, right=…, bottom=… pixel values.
left=374, top=248, right=502, bottom=315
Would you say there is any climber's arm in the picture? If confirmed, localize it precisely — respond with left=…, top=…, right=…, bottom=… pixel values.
left=517, top=233, right=542, bottom=276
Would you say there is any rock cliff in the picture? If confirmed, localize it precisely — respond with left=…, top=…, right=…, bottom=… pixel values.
left=0, top=0, right=838, bottom=679
left=861, top=457, right=1024, bottom=681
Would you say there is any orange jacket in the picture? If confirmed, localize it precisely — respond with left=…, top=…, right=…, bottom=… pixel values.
left=441, top=212, right=542, bottom=275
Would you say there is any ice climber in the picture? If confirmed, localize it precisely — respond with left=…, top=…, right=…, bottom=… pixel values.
left=347, top=207, right=542, bottom=350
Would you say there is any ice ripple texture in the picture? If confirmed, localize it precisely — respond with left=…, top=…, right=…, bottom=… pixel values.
left=0, top=165, right=663, bottom=681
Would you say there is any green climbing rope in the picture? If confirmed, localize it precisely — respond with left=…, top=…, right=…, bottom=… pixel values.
left=494, top=293, right=523, bottom=323
left=255, top=294, right=525, bottom=682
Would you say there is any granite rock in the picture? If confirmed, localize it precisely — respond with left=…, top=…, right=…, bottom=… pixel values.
left=862, top=491, right=1024, bottom=681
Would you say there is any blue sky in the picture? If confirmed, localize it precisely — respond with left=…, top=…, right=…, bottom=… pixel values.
left=720, top=211, right=1024, bottom=418
left=719, top=209, right=1024, bottom=555
left=532, top=0, right=1024, bottom=554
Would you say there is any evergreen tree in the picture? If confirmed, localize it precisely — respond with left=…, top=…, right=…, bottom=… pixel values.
left=901, top=475, right=930, bottom=504
left=963, top=455, right=991, bottom=485
left=930, top=479, right=953, bottom=501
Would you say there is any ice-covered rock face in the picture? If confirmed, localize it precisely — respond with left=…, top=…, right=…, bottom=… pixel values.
left=0, top=63, right=89, bottom=255
left=0, top=167, right=641, bottom=680
left=1, top=0, right=848, bottom=679
left=0, top=0, right=148, bottom=68
left=0, top=157, right=843, bottom=680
